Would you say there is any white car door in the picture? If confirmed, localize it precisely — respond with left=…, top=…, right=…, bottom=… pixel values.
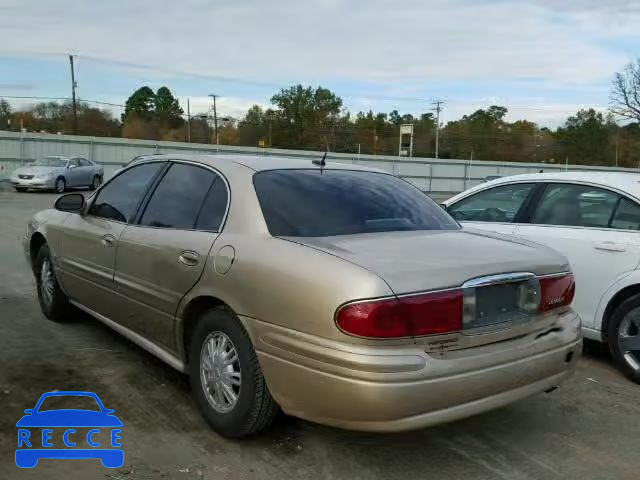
left=515, top=183, right=640, bottom=331
left=447, top=182, right=537, bottom=236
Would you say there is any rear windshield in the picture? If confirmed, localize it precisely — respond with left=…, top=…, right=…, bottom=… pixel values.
left=253, top=169, right=459, bottom=237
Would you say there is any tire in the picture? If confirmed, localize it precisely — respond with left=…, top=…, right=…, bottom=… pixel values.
left=89, top=175, right=101, bottom=191
left=607, top=294, right=640, bottom=383
left=189, top=306, right=279, bottom=437
left=34, top=244, right=70, bottom=322
left=54, top=177, right=66, bottom=194
left=15, top=187, right=27, bottom=192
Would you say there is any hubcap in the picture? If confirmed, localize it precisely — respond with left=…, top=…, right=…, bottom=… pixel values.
left=40, top=259, right=55, bottom=307
left=56, top=180, right=64, bottom=192
left=93, top=177, right=100, bottom=189
left=200, top=332, right=241, bottom=413
left=618, top=307, right=640, bottom=371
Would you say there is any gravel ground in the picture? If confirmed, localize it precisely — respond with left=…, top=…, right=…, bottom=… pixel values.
left=1, top=190, right=639, bottom=480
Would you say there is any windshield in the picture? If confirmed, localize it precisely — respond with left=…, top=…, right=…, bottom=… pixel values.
left=253, top=169, right=459, bottom=237
left=32, top=157, right=67, bottom=167
left=37, top=395, right=101, bottom=412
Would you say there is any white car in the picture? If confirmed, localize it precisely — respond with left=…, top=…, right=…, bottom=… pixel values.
left=444, top=171, right=640, bottom=382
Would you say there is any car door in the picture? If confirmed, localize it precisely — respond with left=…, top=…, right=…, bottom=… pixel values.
left=515, top=183, right=640, bottom=330
left=446, top=182, right=537, bottom=236
left=77, top=158, right=93, bottom=186
left=65, top=158, right=83, bottom=187
left=54, top=162, right=165, bottom=318
left=111, top=161, right=229, bottom=351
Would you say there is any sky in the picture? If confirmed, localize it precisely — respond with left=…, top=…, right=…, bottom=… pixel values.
left=1, top=0, right=639, bottom=127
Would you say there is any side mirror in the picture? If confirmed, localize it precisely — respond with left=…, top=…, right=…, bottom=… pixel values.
left=23, top=409, right=34, bottom=414
left=104, top=409, right=115, bottom=414
left=68, top=164, right=76, bottom=169
left=55, top=193, right=85, bottom=213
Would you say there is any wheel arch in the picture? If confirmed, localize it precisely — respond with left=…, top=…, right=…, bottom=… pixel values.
left=601, top=283, right=640, bottom=341
left=29, top=232, right=47, bottom=271
left=178, top=295, right=233, bottom=366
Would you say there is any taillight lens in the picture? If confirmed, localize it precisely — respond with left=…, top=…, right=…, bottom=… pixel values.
left=336, top=290, right=463, bottom=338
left=539, top=274, right=575, bottom=312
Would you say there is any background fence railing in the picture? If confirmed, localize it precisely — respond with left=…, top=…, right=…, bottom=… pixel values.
left=1, top=130, right=636, bottom=199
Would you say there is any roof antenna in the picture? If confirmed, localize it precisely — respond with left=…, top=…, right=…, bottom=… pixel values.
left=312, top=151, right=327, bottom=172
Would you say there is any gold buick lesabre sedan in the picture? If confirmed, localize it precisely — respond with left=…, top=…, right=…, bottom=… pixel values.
left=23, top=154, right=581, bottom=437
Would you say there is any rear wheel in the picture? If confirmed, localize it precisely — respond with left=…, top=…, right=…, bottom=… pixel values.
left=54, top=177, right=66, bottom=193
left=189, top=306, right=279, bottom=437
left=89, top=175, right=101, bottom=191
left=35, top=244, right=70, bottom=322
left=607, top=294, right=640, bottom=383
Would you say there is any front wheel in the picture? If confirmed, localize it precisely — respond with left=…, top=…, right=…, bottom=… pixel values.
left=607, top=294, right=640, bottom=383
left=35, top=244, right=70, bottom=322
left=189, top=306, right=279, bottom=437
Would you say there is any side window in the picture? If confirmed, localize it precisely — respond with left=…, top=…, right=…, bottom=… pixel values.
left=89, top=162, right=163, bottom=222
left=78, top=158, right=90, bottom=167
left=611, top=198, right=640, bottom=230
left=448, top=183, right=534, bottom=223
left=139, top=163, right=217, bottom=230
left=532, top=184, right=619, bottom=228
left=196, top=178, right=229, bottom=231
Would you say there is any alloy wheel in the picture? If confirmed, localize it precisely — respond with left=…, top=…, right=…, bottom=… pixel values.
left=55, top=179, right=65, bottom=193
left=40, top=259, right=55, bottom=308
left=618, top=306, right=640, bottom=372
left=200, top=331, right=241, bottom=413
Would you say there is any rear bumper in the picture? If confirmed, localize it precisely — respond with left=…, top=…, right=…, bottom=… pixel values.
left=250, top=310, right=581, bottom=432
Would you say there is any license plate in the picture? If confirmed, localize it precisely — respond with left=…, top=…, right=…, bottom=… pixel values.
left=464, top=280, right=533, bottom=331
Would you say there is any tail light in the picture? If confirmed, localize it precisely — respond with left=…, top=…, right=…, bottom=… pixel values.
left=336, top=273, right=574, bottom=339
left=335, top=290, right=463, bottom=339
left=539, top=274, right=575, bottom=312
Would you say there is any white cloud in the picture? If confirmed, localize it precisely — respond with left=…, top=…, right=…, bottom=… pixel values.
left=1, top=0, right=636, bottom=86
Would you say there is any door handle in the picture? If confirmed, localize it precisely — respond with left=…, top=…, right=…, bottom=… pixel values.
left=101, top=234, right=116, bottom=248
left=594, top=241, right=626, bottom=252
left=178, top=251, right=200, bottom=266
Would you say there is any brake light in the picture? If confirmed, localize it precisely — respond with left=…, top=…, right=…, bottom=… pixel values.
left=336, top=290, right=463, bottom=338
left=539, top=274, right=575, bottom=312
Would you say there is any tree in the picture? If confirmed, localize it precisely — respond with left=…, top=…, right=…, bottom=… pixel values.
left=270, top=85, right=343, bottom=147
left=555, top=109, right=612, bottom=165
left=154, top=86, right=183, bottom=127
left=611, top=60, right=640, bottom=122
left=0, top=98, right=12, bottom=129
left=122, top=86, right=155, bottom=123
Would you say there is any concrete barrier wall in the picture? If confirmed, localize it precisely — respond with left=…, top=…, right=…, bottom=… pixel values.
left=1, top=130, right=636, bottom=196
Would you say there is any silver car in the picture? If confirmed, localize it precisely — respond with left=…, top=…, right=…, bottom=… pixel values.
left=10, top=156, right=104, bottom=193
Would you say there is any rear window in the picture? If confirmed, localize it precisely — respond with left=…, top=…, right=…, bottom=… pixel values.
left=253, top=169, right=459, bottom=237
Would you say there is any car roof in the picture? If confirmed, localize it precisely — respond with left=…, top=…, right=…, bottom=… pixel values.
left=448, top=170, right=640, bottom=203
left=146, top=153, right=383, bottom=173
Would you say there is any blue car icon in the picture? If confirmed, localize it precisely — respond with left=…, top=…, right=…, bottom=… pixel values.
left=16, top=391, right=123, bottom=468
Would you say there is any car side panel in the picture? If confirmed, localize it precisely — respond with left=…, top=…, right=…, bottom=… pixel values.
left=111, top=227, right=219, bottom=351
left=53, top=214, right=126, bottom=317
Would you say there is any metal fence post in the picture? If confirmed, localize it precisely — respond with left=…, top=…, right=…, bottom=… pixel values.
left=463, top=163, right=469, bottom=190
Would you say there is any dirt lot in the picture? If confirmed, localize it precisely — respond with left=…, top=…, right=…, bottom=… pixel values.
left=1, top=189, right=639, bottom=480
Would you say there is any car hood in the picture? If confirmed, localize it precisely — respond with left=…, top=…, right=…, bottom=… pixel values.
left=16, top=410, right=123, bottom=427
left=13, top=166, right=65, bottom=176
left=286, top=228, right=569, bottom=295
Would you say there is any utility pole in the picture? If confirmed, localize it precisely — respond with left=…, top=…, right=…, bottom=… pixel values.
left=187, top=98, right=191, bottom=142
left=69, top=54, right=78, bottom=135
left=432, top=99, right=444, bottom=159
left=209, top=94, right=219, bottom=144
